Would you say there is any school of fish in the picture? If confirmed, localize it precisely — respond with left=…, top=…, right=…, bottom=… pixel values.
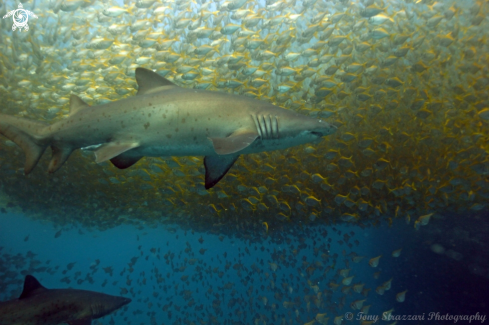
left=1, top=223, right=411, bottom=325
left=0, top=0, right=488, bottom=235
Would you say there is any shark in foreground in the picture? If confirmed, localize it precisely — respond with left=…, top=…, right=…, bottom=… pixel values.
left=0, top=275, right=131, bottom=325
left=0, top=68, right=337, bottom=189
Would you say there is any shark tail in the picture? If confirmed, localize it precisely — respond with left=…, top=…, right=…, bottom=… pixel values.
left=0, top=114, right=50, bottom=174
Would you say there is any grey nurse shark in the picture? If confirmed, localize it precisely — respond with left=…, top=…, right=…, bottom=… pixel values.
left=0, top=68, right=336, bottom=189
left=0, top=275, right=131, bottom=325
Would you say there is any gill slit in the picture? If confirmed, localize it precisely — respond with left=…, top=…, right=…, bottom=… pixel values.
left=252, top=114, right=279, bottom=139
left=251, top=114, right=263, bottom=138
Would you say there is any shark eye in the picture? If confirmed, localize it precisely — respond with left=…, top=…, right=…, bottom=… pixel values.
left=311, top=131, right=323, bottom=137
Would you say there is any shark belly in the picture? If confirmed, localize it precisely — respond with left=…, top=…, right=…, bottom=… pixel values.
left=132, top=143, right=216, bottom=157
left=0, top=295, right=85, bottom=325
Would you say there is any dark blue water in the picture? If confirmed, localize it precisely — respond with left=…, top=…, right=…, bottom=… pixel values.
left=1, top=211, right=488, bottom=324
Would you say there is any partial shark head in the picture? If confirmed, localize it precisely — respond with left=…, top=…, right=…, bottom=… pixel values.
left=88, top=293, right=132, bottom=319
left=245, top=105, right=337, bottom=153
left=274, top=110, right=337, bottom=141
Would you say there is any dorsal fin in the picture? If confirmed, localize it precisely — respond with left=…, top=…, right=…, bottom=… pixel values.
left=135, top=67, right=177, bottom=96
left=69, top=94, right=89, bottom=114
left=19, top=275, right=48, bottom=299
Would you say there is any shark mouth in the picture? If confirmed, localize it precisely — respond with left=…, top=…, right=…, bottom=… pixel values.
left=311, top=131, right=324, bottom=137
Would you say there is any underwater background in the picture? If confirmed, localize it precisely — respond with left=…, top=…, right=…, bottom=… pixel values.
left=1, top=212, right=488, bottom=324
left=1, top=0, right=489, bottom=323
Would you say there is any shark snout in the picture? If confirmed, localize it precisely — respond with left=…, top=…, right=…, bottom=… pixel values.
left=109, top=296, right=131, bottom=313
left=326, top=123, right=338, bottom=134
left=90, top=295, right=132, bottom=319
left=110, top=296, right=132, bottom=310
left=311, top=120, right=337, bottom=137
left=121, top=297, right=132, bottom=306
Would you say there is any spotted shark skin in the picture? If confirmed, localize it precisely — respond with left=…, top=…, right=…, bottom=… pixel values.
left=0, top=68, right=336, bottom=189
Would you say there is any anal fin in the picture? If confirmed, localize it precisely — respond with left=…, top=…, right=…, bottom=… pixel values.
left=48, top=146, right=73, bottom=173
left=204, top=154, right=240, bottom=189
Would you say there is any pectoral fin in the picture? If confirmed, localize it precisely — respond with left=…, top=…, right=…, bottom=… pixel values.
left=68, top=318, right=92, bottom=325
left=204, top=154, right=240, bottom=189
left=94, top=142, right=139, bottom=163
left=208, top=131, right=258, bottom=155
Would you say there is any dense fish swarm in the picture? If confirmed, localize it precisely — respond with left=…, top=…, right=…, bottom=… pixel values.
left=0, top=220, right=411, bottom=325
left=0, top=0, right=488, bottom=232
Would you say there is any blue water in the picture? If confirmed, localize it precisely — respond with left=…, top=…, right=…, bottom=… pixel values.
left=1, top=212, right=488, bottom=324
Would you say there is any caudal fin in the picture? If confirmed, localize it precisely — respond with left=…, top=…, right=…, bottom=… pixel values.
left=0, top=114, right=49, bottom=174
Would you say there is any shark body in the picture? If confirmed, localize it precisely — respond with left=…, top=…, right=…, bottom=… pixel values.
left=0, top=275, right=131, bottom=325
left=0, top=68, right=337, bottom=188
